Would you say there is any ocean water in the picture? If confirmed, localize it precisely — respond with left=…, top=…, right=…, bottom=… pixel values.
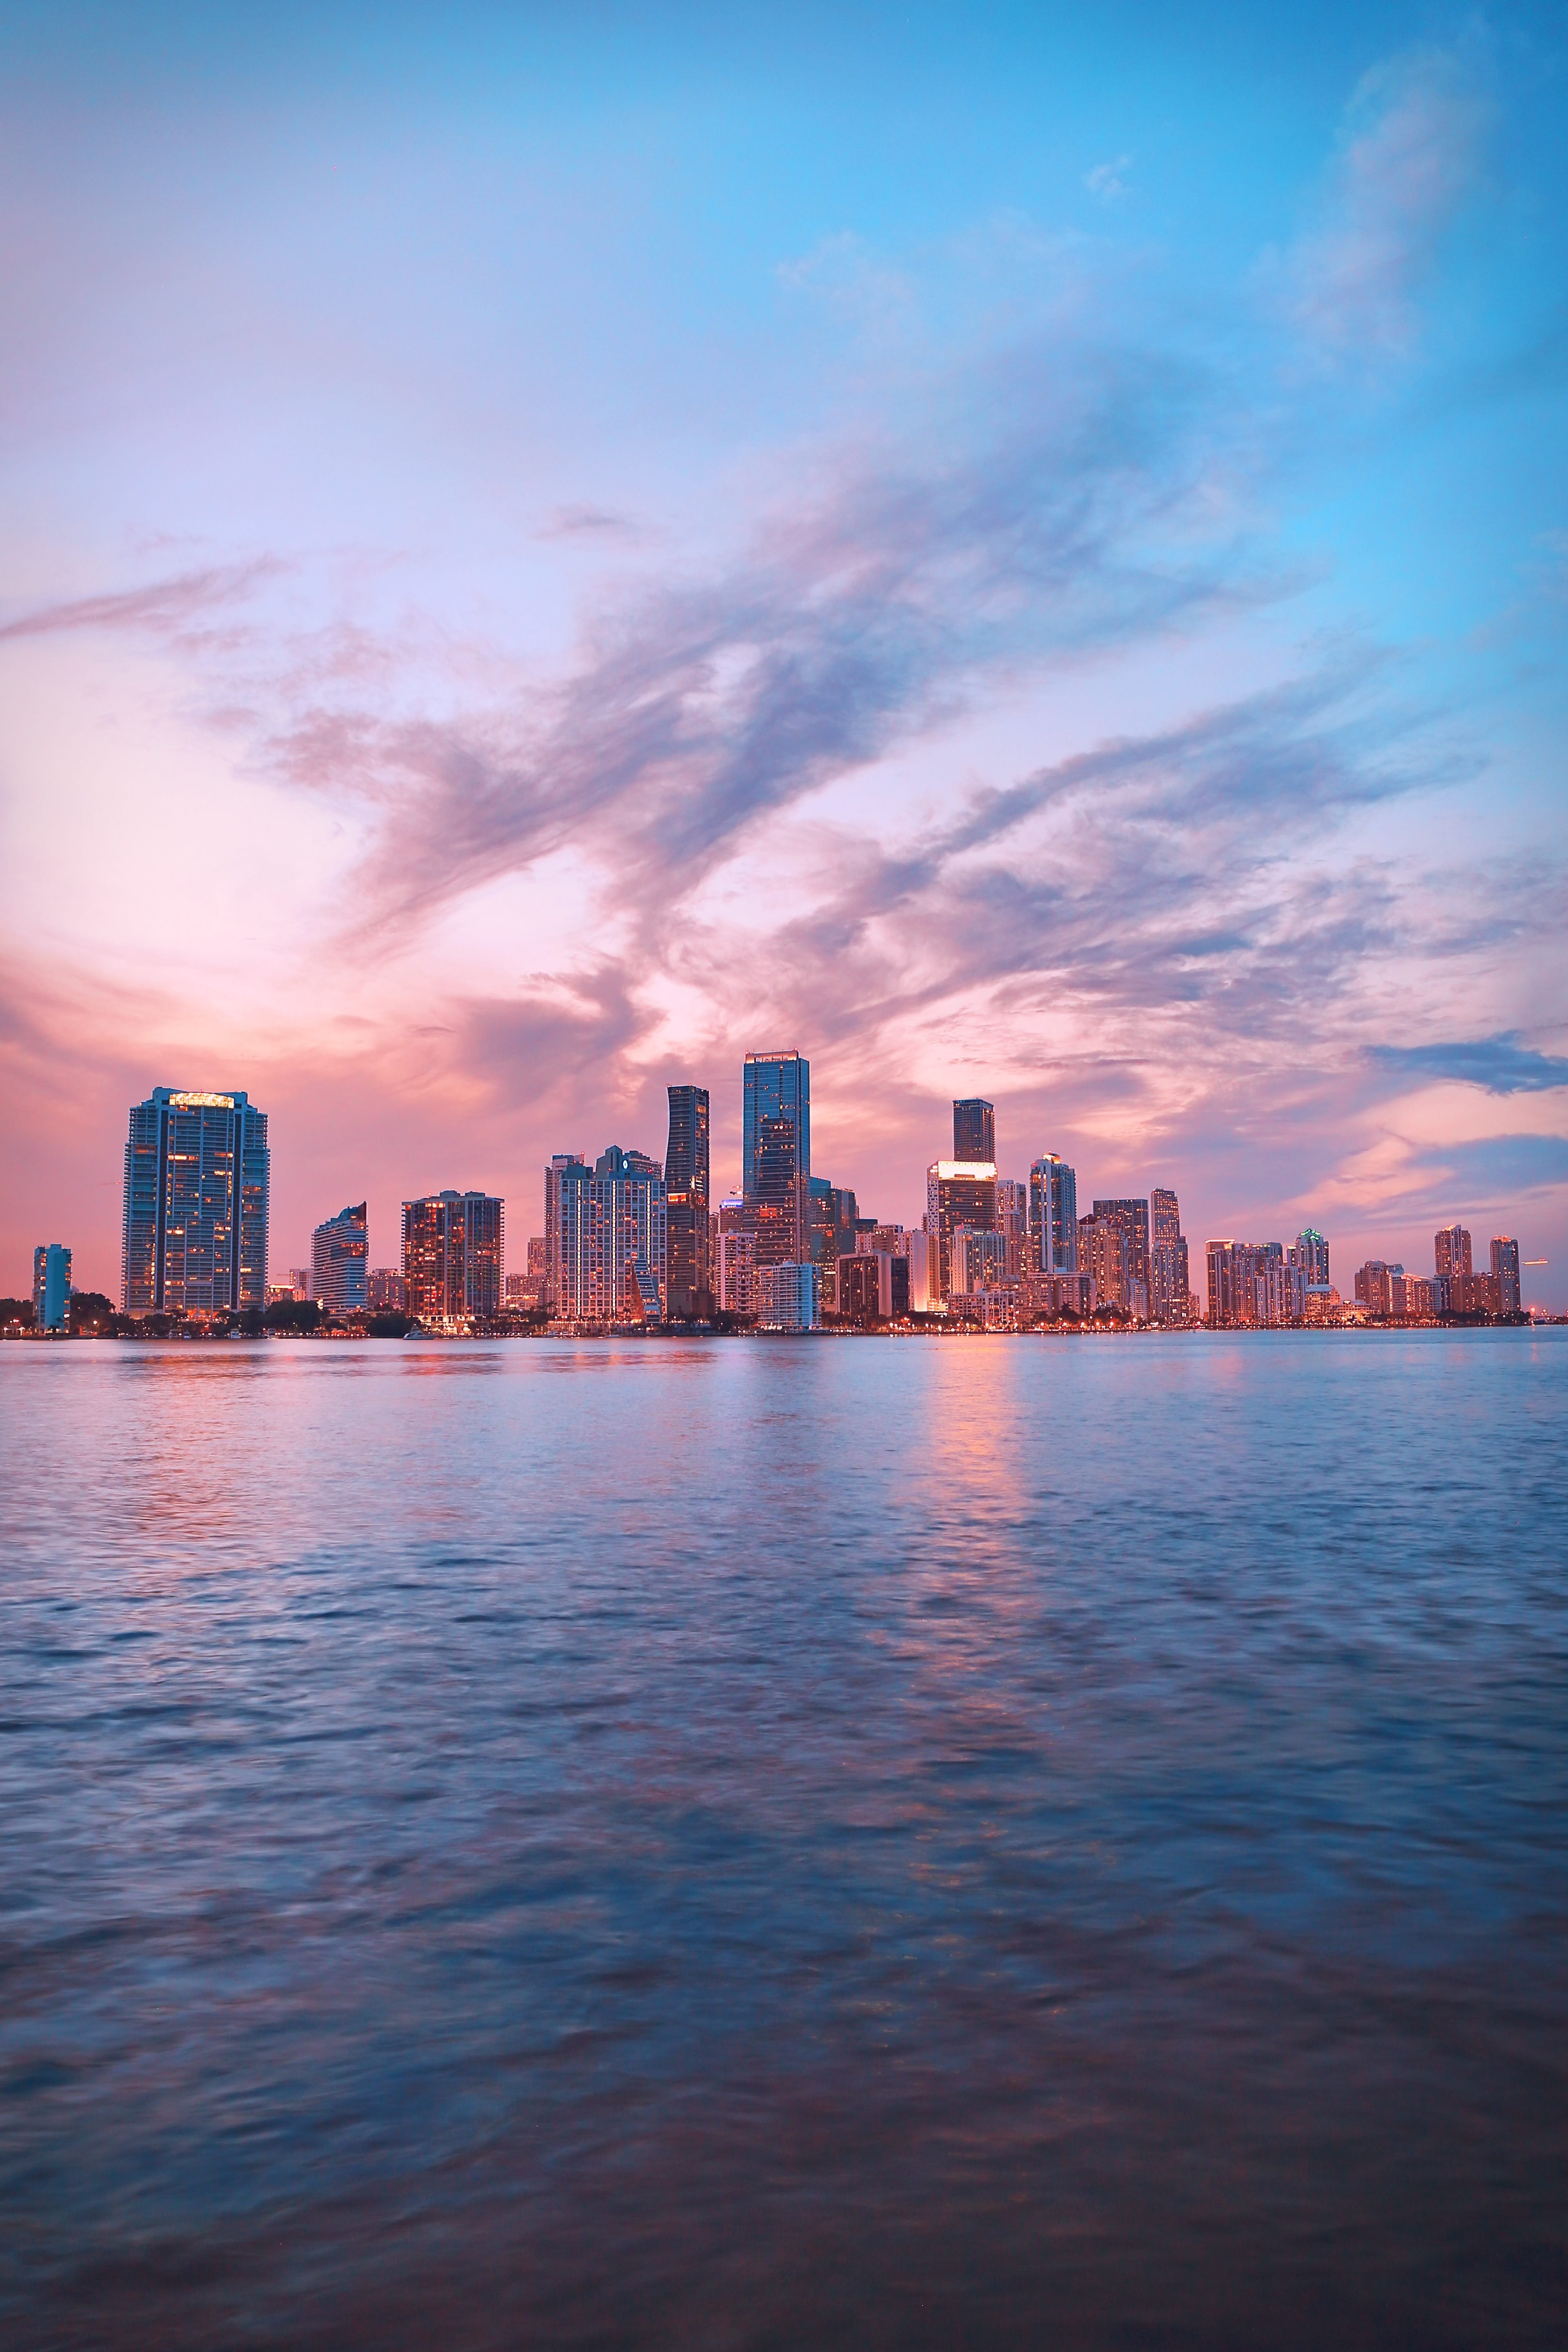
left=2, top=1330, right=1565, bottom=2350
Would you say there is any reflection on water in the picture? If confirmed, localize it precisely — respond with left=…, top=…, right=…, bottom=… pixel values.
left=2, top=1333, right=1566, bottom=2349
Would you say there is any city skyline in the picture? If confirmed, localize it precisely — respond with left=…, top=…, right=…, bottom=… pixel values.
left=1, top=7, right=1565, bottom=1308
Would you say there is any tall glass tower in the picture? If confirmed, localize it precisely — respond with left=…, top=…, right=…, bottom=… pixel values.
left=742, top=1051, right=810, bottom=1267
left=121, top=1088, right=270, bottom=1315
left=1029, top=1154, right=1078, bottom=1273
left=664, top=1085, right=710, bottom=1316
left=952, top=1098, right=995, bottom=1163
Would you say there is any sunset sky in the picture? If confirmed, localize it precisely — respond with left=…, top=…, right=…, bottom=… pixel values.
left=3, top=1, right=1566, bottom=1305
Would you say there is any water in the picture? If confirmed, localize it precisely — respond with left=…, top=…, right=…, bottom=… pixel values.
left=2, top=1331, right=1565, bottom=2349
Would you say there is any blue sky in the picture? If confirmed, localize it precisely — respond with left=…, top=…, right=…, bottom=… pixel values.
left=2, top=1, right=1566, bottom=1301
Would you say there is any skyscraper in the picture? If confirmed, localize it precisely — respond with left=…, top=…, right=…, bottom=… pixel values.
left=550, top=1148, right=667, bottom=1322
left=401, top=1191, right=504, bottom=1323
left=953, top=1098, right=996, bottom=1164
left=311, top=1202, right=368, bottom=1314
left=926, top=1160, right=998, bottom=1301
left=1029, top=1155, right=1078, bottom=1273
left=32, top=1244, right=72, bottom=1332
left=1490, top=1235, right=1521, bottom=1316
left=743, top=1051, right=810, bottom=1267
left=1092, top=1198, right=1151, bottom=1321
left=664, top=1085, right=710, bottom=1316
left=121, top=1087, right=270, bottom=1315
left=1149, top=1187, right=1190, bottom=1325
left=1435, top=1223, right=1472, bottom=1281
left=995, top=1178, right=1028, bottom=1274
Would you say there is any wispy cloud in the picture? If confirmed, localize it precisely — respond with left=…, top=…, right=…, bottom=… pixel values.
left=1274, top=42, right=1494, bottom=361
left=1085, top=155, right=1133, bottom=203
left=0, top=559, right=282, bottom=644
left=1370, top=1033, right=1568, bottom=1094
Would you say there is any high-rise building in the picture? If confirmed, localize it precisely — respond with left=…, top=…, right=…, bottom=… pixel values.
left=311, top=1201, right=368, bottom=1315
left=949, top=1226, right=1012, bottom=1296
left=122, top=1087, right=270, bottom=1316
left=1029, top=1155, right=1078, bottom=1273
left=1354, top=1261, right=1405, bottom=1319
left=32, top=1244, right=72, bottom=1332
left=543, top=1154, right=589, bottom=1314
left=715, top=1198, right=757, bottom=1317
left=743, top=1051, right=810, bottom=1267
left=289, top=1267, right=312, bottom=1301
left=995, top=1178, right=1028, bottom=1275
left=1080, top=1215, right=1130, bottom=1316
left=1491, top=1236, right=1521, bottom=1316
left=1293, top=1228, right=1330, bottom=1285
left=926, top=1160, right=998, bottom=1301
left=1434, top=1223, right=1472, bottom=1281
left=1206, top=1238, right=1287, bottom=1328
left=1092, top=1199, right=1151, bottom=1320
left=953, top=1098, right=995, bottom=1164
left=550, top=1147, right=667, bottom=1322
left=664, top=1085, right=710, bottom=1317
left=836, top=1252, right=908, bottom=1324
left=755, top=1260, right=820, bottom=1331
left=401, top=1190, right=504, bottom=1324
left=1149, top=1187, right=1190, bottom=1326
left=367, top=1269, right=405, bottom=1311
left=907, top=1230, right=934, bottom=1313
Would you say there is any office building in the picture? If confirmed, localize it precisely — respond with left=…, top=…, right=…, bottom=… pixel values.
left=549, top=1147, right=666, bottom=1322
left=860, top=1222, right=906, bottom=1256
left=1029, top=1155, right=1078, bottom=1273
left=996, top=1179, right=1029, bottom=1276
left=1092, top=1199, right=1151, bottom=1320
left=743, top=1051, right=810, bottom=1267
left=33, top=1244, right=72, bottom=1332
left=1017, top=1269, right=1096, bottom=1324
left=311, top=1202, right=368, bottom=1315
left=926, top=1160, right=998, bottom=1301
left=1434, top=1223, right=1472, bottom=1282
left=1354, top=1261, right=1404, bottom=1319
left=121, top=1087, right=270, bottom=1315
left=755, top=1260, right=820, bottom=1331
left=1149, top=1187, right=1190, bottom=1325
left=367, top=1269, right=405, bottom=1311
left=288, top=1267, right=312, bottom=1300
left=664, top=1085, right=711, bottom=1317
left=953, top=1098, right=996, bottom=1164
left=401, top=1190, right=504, bottom=1324
left=1491, top=1236, right=1521, bottom=1316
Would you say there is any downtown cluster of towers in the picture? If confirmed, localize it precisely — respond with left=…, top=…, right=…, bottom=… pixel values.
left=70, top=1069, right=1520, bottom=1335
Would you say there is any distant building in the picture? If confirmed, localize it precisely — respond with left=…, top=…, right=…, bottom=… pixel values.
left=543, top=1154, right=589, bottom=1315
left=32, top=1244, right=72, bottom=1332
left=503, top=1272, right=542, bottom=1310
left=715, top=1203, right=757, bottom=1318
left=907, top=1229, right=935, bottom=1313
left=1354, top=1260, right=1404, bottom=1319
left=367, top=1268, right=405, bottom=1311
left=1286, top=1229, right=1331, bottom=1322
left=1491, top=1236, right=1521, bottom=1316
left=1080, top=1215, right=1131, bottom=1316
left=121, top=1087, right=269, bottom=1315
left=995, top=1179, right=1029, bottom=1275
left=926, top=1160, right=998, bottom=1301
left=289, top=1267, right=312, bottom=1301
left=755, top=1260, right=820, bottom=1331
left=1206, top=1238, right=1287, bottom=1329
left=1435, top=1224, right=1472, bottom=1282
left=551, top=1148, right=667, bottom=1322
left=1092, top=1200, right=1151, bottom=1320
left=836, top=1252, right=909, bottom=1325
left=744, top=1051, right=810, bottom=1267
left=1018, top=1270, right=1095, bottom=1324
left=949, top=1226, right=1011, bottom=1296
left=311, top=1202, right=368, bottom=1315
left=860, top=1223, right=906, bottom=1256
left=402, top=1190, right=504, bottom=1324
left=1149, top=1187, right=1190, bottom=1325
left=953, top=1098, right=996, bottom=1164
left=1029, top=1155, right=1078, bottom=1274
left=665, top=1084, right=710, bottom=1317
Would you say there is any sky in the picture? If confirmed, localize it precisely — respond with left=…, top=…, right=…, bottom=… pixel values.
left=2, top=0, right=1566, bottom=1306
